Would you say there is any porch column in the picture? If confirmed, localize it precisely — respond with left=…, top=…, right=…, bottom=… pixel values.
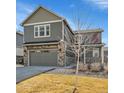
left=101, top=46, right=104, bottom=64
left=64, top=43, right=66, bottom=67
left=84, top=47, right=86, bottom=64
left=27, top=50, right=30, bottom=66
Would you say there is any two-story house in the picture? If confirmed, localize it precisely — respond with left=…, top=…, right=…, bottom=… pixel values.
left=21, top=6, right=105, bottom=66
left=21, top=6, right=75, bottom=66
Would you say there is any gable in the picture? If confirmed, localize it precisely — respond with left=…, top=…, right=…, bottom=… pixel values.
left=22, top=7, right=62, bottom=25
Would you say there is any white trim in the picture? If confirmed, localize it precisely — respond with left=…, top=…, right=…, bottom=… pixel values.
left=84, top=47, right=86, bottom=64
left=79, top=44, right=105, bottom=47
left=24, top=42, right=59, bottom=46
left=101, top=46, right=104, bottom=64
left=27, top=50, right=30, bottom=66
left=64, top=44, right=66, bottom=67
left=29, top=49, right=58, bottom=52
left=24, top=20, right=62, bottom=26
left=34, top=25, right=39, bottom=37
left=62, top=20, right=64, bottom=40
left=34, top=24, right=51, bottom=38
left=74, top=29, right=103, bottom=34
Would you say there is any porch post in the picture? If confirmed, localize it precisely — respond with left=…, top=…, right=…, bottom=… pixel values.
left=101, top=46, right=104, bottom=64
left=64, top=43, right=66, bottom=67
left=84, top=47, right=86, bottom=64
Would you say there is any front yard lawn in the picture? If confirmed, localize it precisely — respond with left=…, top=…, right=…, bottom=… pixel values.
left=16, top=74, right=108, bottom=93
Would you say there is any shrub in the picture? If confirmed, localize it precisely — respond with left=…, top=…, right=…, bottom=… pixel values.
left=90, top=63, right=102, bottom=72
left=103, top=64, right=108, bottom=74
left=78, top=63, right=89, bottom=71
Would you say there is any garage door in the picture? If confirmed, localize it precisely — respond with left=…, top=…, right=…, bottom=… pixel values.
left=30, top=50, right=58, bottom=66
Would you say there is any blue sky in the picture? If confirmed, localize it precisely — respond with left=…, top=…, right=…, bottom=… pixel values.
left=16, top=0, right=108, bottom=46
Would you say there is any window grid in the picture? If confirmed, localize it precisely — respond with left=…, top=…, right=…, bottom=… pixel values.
left=34, top=24, right=50, bottom=38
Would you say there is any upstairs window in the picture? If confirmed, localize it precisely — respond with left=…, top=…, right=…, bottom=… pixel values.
left=46, top=25, right=50, bottom=36
left=39, top=26, right=45, bottom=36
left=34, top=24, right=50, bottom=38
left=34, top=26, right=38, bottom=37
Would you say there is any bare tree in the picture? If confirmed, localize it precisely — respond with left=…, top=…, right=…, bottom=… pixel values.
left=71, top=7, right=94, bottom=92
left=72, top=9, right=83, bottom=92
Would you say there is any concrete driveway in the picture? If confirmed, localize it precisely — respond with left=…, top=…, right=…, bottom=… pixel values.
left=16, top=66, right=55, bottom=83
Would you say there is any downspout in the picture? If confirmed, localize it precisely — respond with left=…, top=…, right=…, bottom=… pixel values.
left=62, top=19, right=64, bottom=41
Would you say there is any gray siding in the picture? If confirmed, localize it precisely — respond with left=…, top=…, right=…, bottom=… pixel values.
left=30, top=50, right=58, bottom=66
left=64, top=25, right=74, bottom=44
left=66, top=56, right=75, bottom=66
left=24, top=22, right=62, bottom=43
left=65, top=50, right=76, bottom=66
left=16, top=33, right=23, bottom=47
left=64, top=24, right=75, bottom=66
left=24, top=8, right=61, bottom=24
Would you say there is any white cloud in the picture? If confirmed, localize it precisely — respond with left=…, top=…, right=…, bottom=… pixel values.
left=24, top=7, right=33, bottom=13
left=86, top=0, right=108, bottom=9
left=17, top=2, right=34, bottom=13
left=69, top=4, right=75, bottom=8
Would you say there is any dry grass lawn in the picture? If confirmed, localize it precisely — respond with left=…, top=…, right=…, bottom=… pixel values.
left=16, top=74, right=108, bottom=93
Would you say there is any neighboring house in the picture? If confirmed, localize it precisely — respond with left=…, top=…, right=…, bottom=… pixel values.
left=16, top=31, right=24, bottom=64
left=21, top=6, right=105, bottom=66
left=74, top=29, right=104, bottom=64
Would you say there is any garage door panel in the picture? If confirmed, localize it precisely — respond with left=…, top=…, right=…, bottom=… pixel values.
left=30, top=50, right=57, bottom=66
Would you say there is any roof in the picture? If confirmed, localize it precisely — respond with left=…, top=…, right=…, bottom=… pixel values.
left=21, top=6, right=104, bottom=36
left=21, top=5, right=74, bottom=35
left=74, top=28, right=103, bottom=34
left=63, top=19, right=74, bottom=35
left=16, top=31, right=24, bottom=36
left=21, top=6, right=63, bottom=26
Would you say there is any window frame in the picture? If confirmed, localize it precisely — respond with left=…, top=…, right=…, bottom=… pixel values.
left=34, top=24, right=50, bottom=38
left=34, top=25, right=39, bottom=37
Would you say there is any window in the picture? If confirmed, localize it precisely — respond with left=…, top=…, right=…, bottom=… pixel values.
left=35, top=31, right=38, bottom=36
left=46, top=25, right=50, bottom=36
left=39, top=26, right=45, bottom=36
left=34, top=24, right=50, bottom=38
left=34, top=26, right=38, bottom=36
